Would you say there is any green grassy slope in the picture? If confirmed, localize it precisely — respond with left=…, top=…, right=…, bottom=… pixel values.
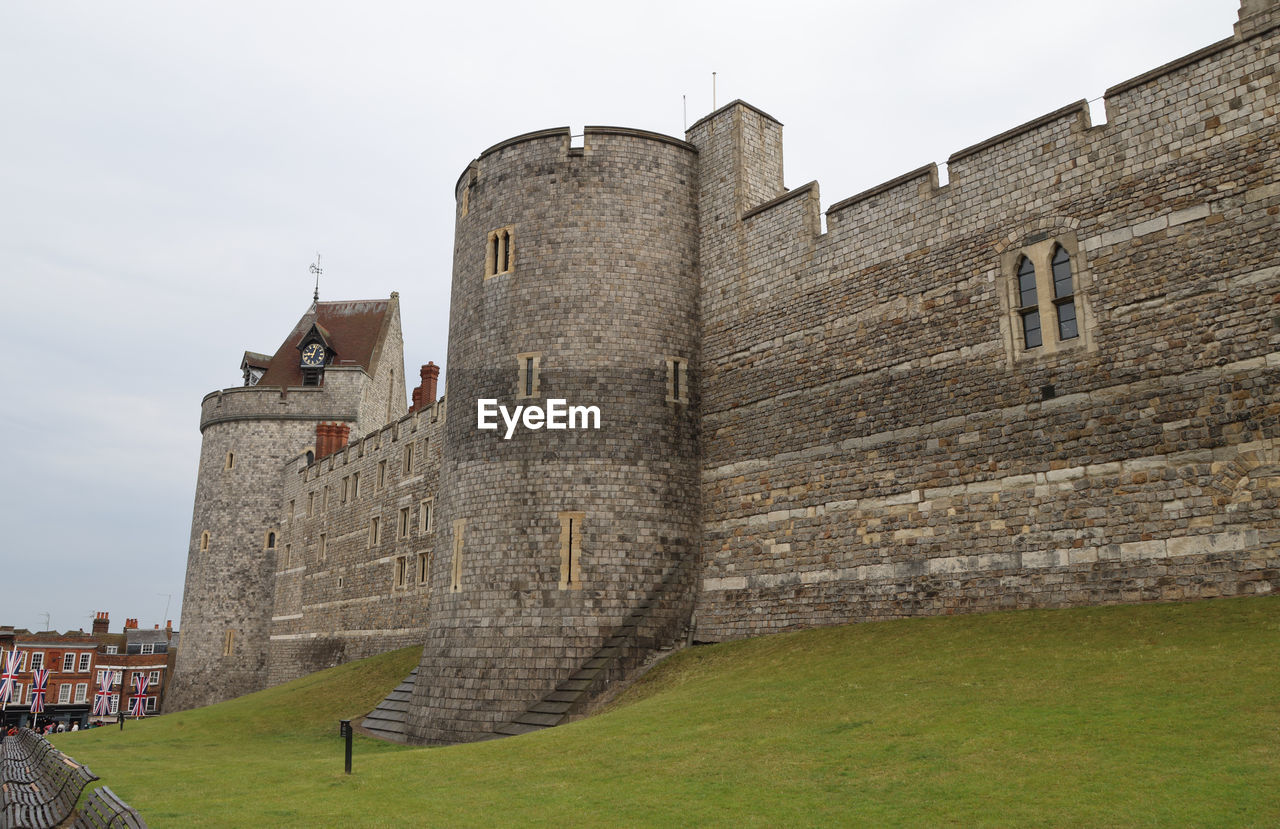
left=53, top=595, right=1280, bottom=827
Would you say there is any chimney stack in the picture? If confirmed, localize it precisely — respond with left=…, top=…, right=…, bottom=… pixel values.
left=92, top=612, right=110, bottom=636
left=125, top=618, right=139, bottom=630
left=411, top=362, right=440, bottom=412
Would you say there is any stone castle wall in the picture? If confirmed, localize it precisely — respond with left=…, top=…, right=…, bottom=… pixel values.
left=691, top=22, right=1280, bottom=640
left=267, top=401, right=443, bottom=686
left=171, top=3, right=1279, bottom=739
left=406, top=126, right=702, bottom=744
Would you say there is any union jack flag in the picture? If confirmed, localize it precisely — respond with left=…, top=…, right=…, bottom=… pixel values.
left=92, top=672, right=114, bottom=717
left=129, top=673, right=151, bottom=718
left=28, top=669, right=49, bottom=715
left=0, top=649, right=21, bottom=705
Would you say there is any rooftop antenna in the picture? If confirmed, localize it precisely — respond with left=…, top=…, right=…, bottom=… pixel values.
left=40, top=612, right=50, bottom=632
left=712, top=71, right=717, bottom=110
left=158, top=593, right=172, bottom=626
left=310, top=253, right=323, bottom=303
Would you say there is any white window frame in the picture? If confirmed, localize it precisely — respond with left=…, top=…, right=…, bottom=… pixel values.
left=62, top=653, right=75, bottom=672
left=58, top=684, right=71, bottom=704
left=78, top=652, right=91, bottom=672
left=74, top=683, right=88, bottom=703
left=29, top=652, right=44, bottom=671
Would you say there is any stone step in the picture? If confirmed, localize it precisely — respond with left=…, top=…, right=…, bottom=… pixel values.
left=557, top=678, right=592, bottom=693
left=529, top=700, right=573, bottom=715
left=493, top=722, right=545, bottom=736
left=514, top=711, right=565, bottom=727
left=545, top=690, right=579, bottom=703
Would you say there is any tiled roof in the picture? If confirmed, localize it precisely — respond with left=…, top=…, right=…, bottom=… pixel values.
left=241, top=350, right=272, bottom=370
left=257, top=298, right=395, bottom=387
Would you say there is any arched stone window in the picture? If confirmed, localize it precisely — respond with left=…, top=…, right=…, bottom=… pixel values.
left=1016, top=256, right=1041, bottom=349
left=484, top=227, right=514, bottom=278
left=1000, top=231, right=1094, bottom=363
left=1051, top=245, right=1078, bottom=342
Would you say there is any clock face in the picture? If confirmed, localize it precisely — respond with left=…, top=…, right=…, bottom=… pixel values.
left=300, top=343, right=326, bottom=367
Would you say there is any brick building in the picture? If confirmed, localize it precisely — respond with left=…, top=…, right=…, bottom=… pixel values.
left=170, top=0, right=1280, bottom=744
left=90, top=613, right=177, bottom=720
left=1, top=628, right=98, bottom=730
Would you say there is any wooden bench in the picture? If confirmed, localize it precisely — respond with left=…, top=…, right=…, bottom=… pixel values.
left=2, top=737, right=58, bottom=786
left=1, top=750, right=98, bottom=829
left=0, top=730, right=42, bottom=765
left=72, top=787, right=147, bottom=829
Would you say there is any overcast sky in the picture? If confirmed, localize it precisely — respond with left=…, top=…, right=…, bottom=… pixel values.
left=0, top=0, right=1242, bottom=634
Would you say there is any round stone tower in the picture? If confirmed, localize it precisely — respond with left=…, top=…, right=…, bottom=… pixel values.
left=166, top=388, right=321, bottom=711
left=407, top=126, right=702, bottom=743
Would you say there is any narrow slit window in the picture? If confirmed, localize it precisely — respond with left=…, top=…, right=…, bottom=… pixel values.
left=420, top=498, right=433, bottom=533
left=222, top=630, right=235, bottom=657
left=516, top=353, right=541, bottom=399
left=265, top=531, right=277, bottom=550
left=200, top=531, right=210, bottom=552
left=558, top=511, right=585, bottom=590
left=394, top=556, right=407, bottom=589
left=1051, top=245, right=1078, bottom=341
left=369, top=516, right=381, bottom=547
left=403, top=442, right=414, bottom=475
left=224, top=451, right=235, bottom=470
left=417, top=552, right=429, bottom=584
left=378, top=460, right=387, bottom=490
left=318, top=533, right=327, bottom=561
left=1016, top=257, right=1041, bottom=349
left=451, top=519, right=465, bottom=592
left=399, top=506, right=411, bottom=539
left=666, top=357, right=689, bottom=403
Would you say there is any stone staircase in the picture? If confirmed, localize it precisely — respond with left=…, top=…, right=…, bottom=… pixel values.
left=491, top=607, right=652, bottom=737
left=360, top=666, right=418, bottom=743
left=492, top=560, right=695, bottom=738
left=361, top=558, right=695, bottom=744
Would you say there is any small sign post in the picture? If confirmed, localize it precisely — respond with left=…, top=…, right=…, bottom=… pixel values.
left=339, top=719, right=352, bottom=774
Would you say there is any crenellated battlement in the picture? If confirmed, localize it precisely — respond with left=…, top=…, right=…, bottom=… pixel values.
left=736, top=17, right=1276, bottom=276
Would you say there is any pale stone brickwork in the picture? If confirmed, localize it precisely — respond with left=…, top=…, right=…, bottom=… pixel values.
left=267, top=404, right=442, bottom=685
left=171, top=2, right=1280, bottom=740
left=168, top=300, right=409, bottom=711
left=405, top=126, right=701, bottom=744
left=692, top=14, right=1280, bottom=639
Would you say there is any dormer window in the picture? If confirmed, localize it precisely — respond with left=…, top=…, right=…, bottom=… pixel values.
left=296, top=323, right=336, bottom=387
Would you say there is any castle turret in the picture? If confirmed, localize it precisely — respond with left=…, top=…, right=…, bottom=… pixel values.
left=405, top=127, right=702, bottom=743
left=168, top=295, right=406, bottom=711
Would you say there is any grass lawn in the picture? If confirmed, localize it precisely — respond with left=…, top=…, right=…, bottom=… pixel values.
left=52, top=595, right=1280, bottom=827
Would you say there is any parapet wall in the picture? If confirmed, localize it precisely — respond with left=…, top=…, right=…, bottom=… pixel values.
left=692, top=19, right=1280, bottom=640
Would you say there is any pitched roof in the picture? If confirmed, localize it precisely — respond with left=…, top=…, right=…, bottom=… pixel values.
left=257, top=298, right=396, bottom=387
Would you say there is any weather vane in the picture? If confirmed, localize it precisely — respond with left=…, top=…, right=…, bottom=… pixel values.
left=310, top=253, right=323, bottom=302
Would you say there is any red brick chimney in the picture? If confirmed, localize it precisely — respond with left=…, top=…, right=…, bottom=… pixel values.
left=124, top=618, right=139, bottom=630
left=315, top=422, right=351, bottom=460
left=411, top=362, right=440, bottom=412
left=92, top=612, right=109, bottom=636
